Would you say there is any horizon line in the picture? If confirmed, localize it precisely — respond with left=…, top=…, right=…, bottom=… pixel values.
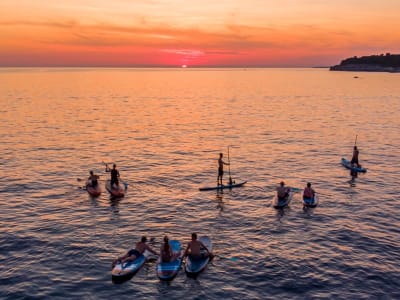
left=0, top=65, right=331, bottom=69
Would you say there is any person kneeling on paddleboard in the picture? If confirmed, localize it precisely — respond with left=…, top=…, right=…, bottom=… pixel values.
left=87, top=171, right=99, bottom=187
left=112, top=236, right=157, bottom=268
left=303, top=182, right=315, bottom=200
left=277, top=181, right=290, bottom=200
left=184, top=233, right=211, bottom=260
left=160, top=235, right=179, bottom=263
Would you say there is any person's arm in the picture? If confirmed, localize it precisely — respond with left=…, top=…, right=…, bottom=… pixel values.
left=183, top=242, right=190, bottom=257
left=200, top=242, right=210, bottom=255
left=114, top=252, right=128, bottom=265
left=146, top=244, right=158, bottom=255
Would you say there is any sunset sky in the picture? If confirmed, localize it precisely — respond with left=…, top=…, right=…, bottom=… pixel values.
left=1, top=0, right=399, bottom=67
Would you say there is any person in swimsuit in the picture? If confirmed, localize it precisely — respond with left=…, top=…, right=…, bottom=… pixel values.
left=87, top=171, right=99, bottom=187
left=112, top=236, right=157, bottom=268
left=183, top=233, right=211, bottom=260
left=160, top=235, right=180, bottom=263
left=105, top=163, right=120, bottom=189
left=351, top=146, right=360, bottom=168
left=276, top=181, right=290, bottom=200
left=303, top=182, right=315, bottom=200
left=217, top=153, right=230, bottom=186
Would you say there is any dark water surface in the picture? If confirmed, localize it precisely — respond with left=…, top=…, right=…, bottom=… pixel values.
left=1, top=68, right=399, bottom=299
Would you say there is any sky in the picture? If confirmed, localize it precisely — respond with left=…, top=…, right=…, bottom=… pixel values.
left=0, top=0, right=399, bottom=67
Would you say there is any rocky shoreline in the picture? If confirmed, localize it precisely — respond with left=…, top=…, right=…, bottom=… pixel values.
left=330, top=54, right=400, bottom=73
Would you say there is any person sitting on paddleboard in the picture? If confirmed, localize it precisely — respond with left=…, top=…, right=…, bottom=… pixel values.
left=351, top=146, right=361, bottom=168
left=184, top=233, right=211, bottom=260
left=303, top=182, right=315, bottom=200
left=277, top=181, right=290, bottom=200
left=160, top=235, right=179, bottom=263
left=217, top=153, right=230, bottom=186
left=87, top=171, right=99, bottom=187
left=112, top=236, right=157, bottom=268
left=105, top=163, right=120, bottom=189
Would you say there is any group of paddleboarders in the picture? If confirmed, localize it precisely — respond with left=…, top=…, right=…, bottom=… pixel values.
left=276, top=181, right=316, bottom=201
left=112, top=233, right=212, bottom=268
left=86, top=163, right=120, bottom=189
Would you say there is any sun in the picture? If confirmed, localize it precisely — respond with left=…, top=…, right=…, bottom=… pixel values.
left=181, top=64, right=187, bottom=68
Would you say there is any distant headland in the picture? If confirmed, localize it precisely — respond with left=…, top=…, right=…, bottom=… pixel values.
left=330, top=53, right=400, bottom=73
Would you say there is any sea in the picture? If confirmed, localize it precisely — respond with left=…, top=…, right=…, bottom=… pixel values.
left=0, top=68, right=399, bottom=299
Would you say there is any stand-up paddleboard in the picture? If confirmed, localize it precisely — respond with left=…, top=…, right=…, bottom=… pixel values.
left=106, top=180, right=125, bottom=198
left=341, top=158, right=367, bottom=173
left=272, top=191, right=293, bottom=209
left=156, top=240, right=182, bottom=281
left=303, top=194, right=319, bottom=208
left=199, top=181, right=247, bottom=191
left=185, top=236, right=212, bottom=277
left=86, top=182, right=101, bottom=197
left=111, top=250, right=149, bottom=283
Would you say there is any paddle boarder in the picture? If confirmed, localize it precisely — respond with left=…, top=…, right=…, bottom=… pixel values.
left=217, top=153, right=230, bottom=186
left=105, top=163, right=120, bottom=189
left=87, top=171, right=99, bottom=187
left=112, top=236, right=157, bottom=268
left=160, top=235, right=179, bottom=263
left=183, top=233, right=211, bottom=259
left=351, top=146, right=361, bottom=168
left=277, top=181, right=290, bottom=200
left=303, top=182, right=315, bottom=200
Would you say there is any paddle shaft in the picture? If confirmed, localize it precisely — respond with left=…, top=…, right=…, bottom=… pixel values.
left=354, top=134, right=358, bottom=146
left=227, top=146, right=232, bottom=184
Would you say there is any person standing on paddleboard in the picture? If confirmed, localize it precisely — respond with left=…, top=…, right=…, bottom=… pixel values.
left=112, top=236, right=157, bottom=268
left=184, top=233, right=211, bottom=259
left=105, top=163, right=120, bottom=189
left=217, top=153, right=230, bottom=186
left=351, top=146, right=361, bottom=168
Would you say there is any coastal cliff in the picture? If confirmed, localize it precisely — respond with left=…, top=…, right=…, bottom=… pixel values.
left=330, top=53, right=400, bottom=72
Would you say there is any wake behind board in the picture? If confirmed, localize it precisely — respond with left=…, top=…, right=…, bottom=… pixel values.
left=303, top=194, right=319, bottom=208
left=341, top=158, right=367, bottom=173
left=272, top=191, right=293, bottom=209
left=111, top=250, right=149, bottom=284
left=185, top=236, right=212, bottom=277
left=156, top=240, right=182, bottom=281
left=86, top=182, right=101, bottom=197
left=106, top=179, right=125, bottom=198
left=199, top=181, right=247, bottom=191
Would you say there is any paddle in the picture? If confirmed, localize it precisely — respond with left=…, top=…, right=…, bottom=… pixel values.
left=76, top=178, right=87, bottom=190
left=215, top=254, right=238, bottom=261
left=227, top=146, right=233, bottom=185
left=354, top=134, right=358, bottom=146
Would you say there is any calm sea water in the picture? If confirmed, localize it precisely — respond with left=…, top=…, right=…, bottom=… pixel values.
left=0, top=68, right=399, bottom=299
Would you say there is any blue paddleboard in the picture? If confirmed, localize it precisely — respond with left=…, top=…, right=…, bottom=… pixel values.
left=156, top=240, right=182, bottom=281
left=341, top=158, right=367, bottom=173
left=185, top=236, right=212, bottom=277
left=272, top=191, right=293, bottom=209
